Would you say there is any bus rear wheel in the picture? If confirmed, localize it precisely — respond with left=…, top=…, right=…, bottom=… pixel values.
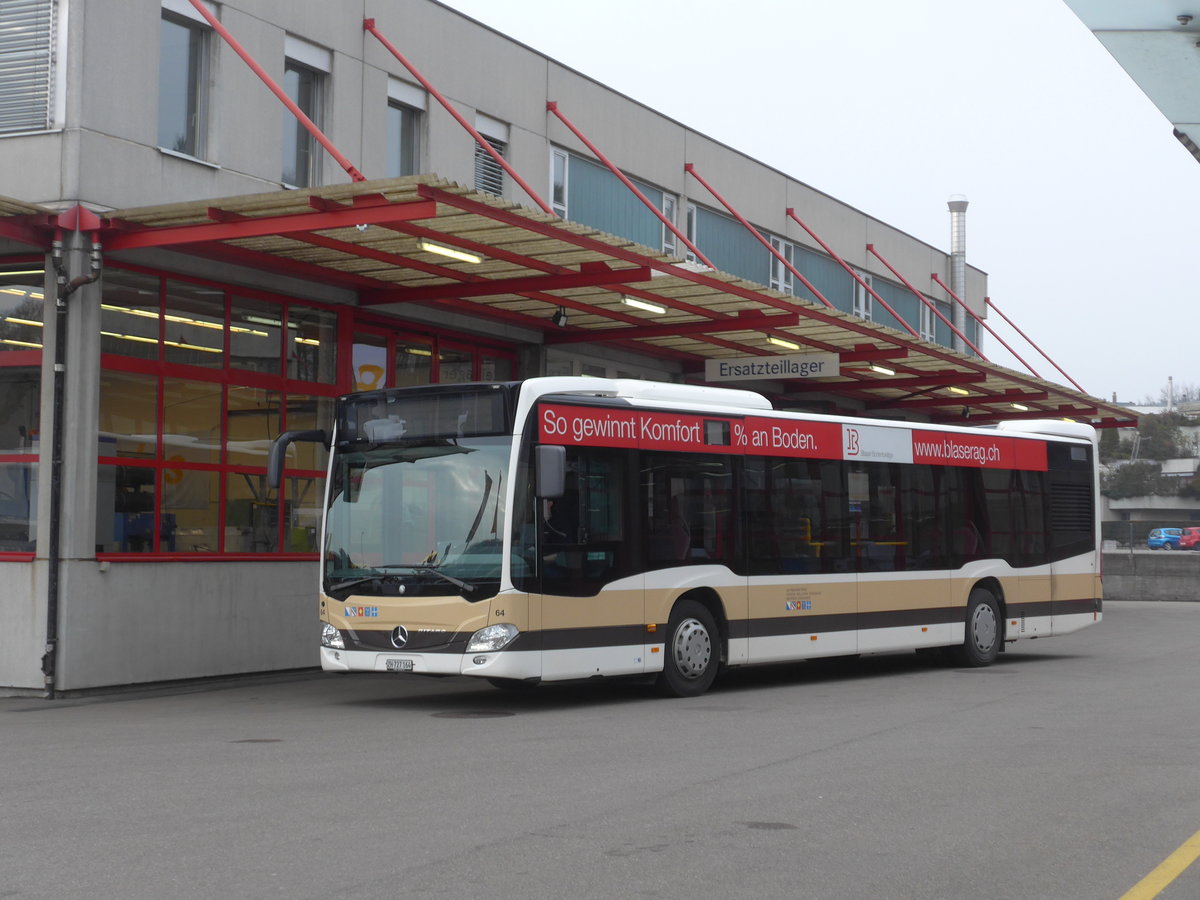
left=656, top=599, right=719, bottom=697
left=952, top=587, right=1001, bottom=667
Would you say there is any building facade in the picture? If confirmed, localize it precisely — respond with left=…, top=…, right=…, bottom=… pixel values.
left=0, top=0, right=1127, bottom=693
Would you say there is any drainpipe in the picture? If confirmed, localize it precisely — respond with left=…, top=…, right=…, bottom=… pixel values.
left=44, top=230, right=102, bottom=699
left=947, top=195, right=969, bottom=354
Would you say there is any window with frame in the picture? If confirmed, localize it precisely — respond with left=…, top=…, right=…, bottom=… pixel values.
left=0, top=264, right=44, bottom=554
left=550, top=148, right=568, bottom=218
left=919, top=299, right=935, bottom=342
left=282, top=37, right=330, bottom=187
left=661, top=194, right=678, bottom=256
left=684, top=204, right=698, bottom=262
left=853, top=271, right=873, bottom=320
left=769, top=235, right=794, bottom=295
left=386, top=77, right=424, bottom=179
left=158, top=4, right=210, bottom=157
left=96, top=268, right=339, bottom=557
left=0, top=0, right=58, bottom=135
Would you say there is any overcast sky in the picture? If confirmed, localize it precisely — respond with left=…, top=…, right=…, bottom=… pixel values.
left=436, top=0, right=1198, bottom=405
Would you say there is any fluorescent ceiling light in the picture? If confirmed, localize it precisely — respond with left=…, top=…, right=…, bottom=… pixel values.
left=621, top=296, right=666, bottom=314
left=766, top=336, right=801, bottom=351
left=3, top=317, right=42, bottom=327
left=1, top=338, right=42, bottom=348
left=869, top=364, right=895, bottom=376
left=418, top=240, right=482, bottom=264
left=1011, top=402, right=1029, bottom=412
left=1, top=287, right=43, bottom=298
left=0, top=269, right=44, bottom=276
left=294, top=336, right=322, bottom=346
left=947, top=386, right=970, bottom=396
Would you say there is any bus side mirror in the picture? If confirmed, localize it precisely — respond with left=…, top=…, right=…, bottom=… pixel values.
left=535, top=444, right=565, bottom=499
left=267, top=429, right=329, bottom=489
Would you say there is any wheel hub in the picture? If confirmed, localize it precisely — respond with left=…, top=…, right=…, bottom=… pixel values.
left=672, top=617, right=712, bottom=679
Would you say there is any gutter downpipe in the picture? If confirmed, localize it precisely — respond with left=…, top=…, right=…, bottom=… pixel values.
left=44, top=229, right=102, bottom=699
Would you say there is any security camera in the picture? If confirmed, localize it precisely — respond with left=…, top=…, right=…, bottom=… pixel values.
left=1179, top=14, right=1193, bottom=25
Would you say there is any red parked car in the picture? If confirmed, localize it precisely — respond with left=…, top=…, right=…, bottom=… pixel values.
left=1179, top=527, right=1200, bottom=551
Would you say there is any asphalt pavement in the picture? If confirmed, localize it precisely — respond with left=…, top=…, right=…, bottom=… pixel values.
left=3, top=600, right=1200, bottom=899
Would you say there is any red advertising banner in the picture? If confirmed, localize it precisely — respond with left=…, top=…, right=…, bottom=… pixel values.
left=911, top=429, right=1047, bottom=471
left=539, top=405, right=1049, bottom=471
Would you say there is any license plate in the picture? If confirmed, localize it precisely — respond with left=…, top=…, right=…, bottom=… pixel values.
left=385, top=658, right=414, bottom=672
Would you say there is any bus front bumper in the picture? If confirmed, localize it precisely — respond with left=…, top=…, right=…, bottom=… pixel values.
left=320, top=646, right=537, bottom=680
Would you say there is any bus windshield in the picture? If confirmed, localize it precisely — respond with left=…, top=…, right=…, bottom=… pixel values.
left=323, top=435, right=513, bottom=601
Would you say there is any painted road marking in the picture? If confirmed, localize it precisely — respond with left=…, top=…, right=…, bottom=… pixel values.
left=1119, top=829, right=1200, bottom=900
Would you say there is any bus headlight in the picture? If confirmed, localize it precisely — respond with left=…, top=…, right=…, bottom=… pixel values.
left=321, top=622, right=345, bottom=650
left=467, top=623, right=519, bottom=652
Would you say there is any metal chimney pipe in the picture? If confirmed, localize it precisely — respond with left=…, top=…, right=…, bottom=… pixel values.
left=948, top=195, right=969, bottom=354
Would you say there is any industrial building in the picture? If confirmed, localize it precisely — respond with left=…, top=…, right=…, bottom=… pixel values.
left=0, top=0, right=1133, bottom=693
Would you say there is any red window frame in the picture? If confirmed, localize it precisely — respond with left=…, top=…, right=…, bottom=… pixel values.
left=0, top=253, right=45, bottom=561
left=96, top=262, right=519, bottom=561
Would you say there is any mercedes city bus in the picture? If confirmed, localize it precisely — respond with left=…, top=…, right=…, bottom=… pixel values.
left=268, top=377, right=1101, bottom=697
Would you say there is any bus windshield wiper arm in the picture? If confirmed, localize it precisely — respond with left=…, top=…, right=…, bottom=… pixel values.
left=378, top=564, right=476, bottom=593
left=328, top=573, right=395, bottom=593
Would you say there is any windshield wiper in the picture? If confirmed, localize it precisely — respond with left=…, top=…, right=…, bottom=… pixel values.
left=377, top=563, right=476, bottom=593
left=326, top=572, right=397, bottom=593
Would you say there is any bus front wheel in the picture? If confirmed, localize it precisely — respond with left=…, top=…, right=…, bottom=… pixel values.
left=952, top=587, right=1001, bottom=667
left=656, top=599, right=719, bottom=697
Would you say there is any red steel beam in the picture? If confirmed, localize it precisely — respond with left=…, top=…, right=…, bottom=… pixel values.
left=865, top=244, right=984, bottom=358
left=684, top=163, right=836, bottom=310
left=544, top=312, right=801, bottom=344
left=879, top=390, right=1050, bottom=412
left=546, top=101, right=714, bottom=268
left=360, top=266, right=652, bottom=305
left=985, top=296, right=1086, bottom=393
left=930, top=274, right=1042, bottom=378
left=102, top=200, right=437, bottom=251
left=413, top=184, right=1138, bottom=422
left=0, top=215, right=48, bottom=247
left=784, top=208, right=919, bottom=338
left=186, top=0, right=366, bottom=182
left=364, top=18, right=554, bottom=214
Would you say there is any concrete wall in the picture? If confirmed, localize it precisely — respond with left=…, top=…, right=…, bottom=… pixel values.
left=1102, top=552, right=1200, bottom=603
left=55, top=560, right=316, bottom=690
left=0, top=561, right=47, bottom=691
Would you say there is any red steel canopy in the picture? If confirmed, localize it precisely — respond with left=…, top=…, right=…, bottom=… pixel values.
left=0, top=175, right=1135, bottom=427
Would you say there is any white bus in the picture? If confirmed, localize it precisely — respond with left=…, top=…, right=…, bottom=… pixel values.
left=269, top=376, right=1102, bottom=697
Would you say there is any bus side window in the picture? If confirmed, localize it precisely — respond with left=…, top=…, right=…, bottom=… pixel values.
left=541, top=448, right=628, bottom=597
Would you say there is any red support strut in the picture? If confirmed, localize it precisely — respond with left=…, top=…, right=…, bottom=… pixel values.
left=985, top=297, right=1086, bottom=393
left=546, top=102, right=714, bottom=268
left=784, top=209, right=919, bottom=338
left=364, top=18, right=553, bottom=214
left=188, top=0, right=366, bottom=182
left=865, top=244, right=986, bottom=359
left=930, top=274, right=1041, bottom=378
left=684, top=163, right=834, bottom=310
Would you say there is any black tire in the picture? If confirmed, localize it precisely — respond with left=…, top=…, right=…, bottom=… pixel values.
left=951, top=587, right=1002, bottom=667
left=487, top=677, right=538, bottom=693
left=656, top=599, right=720, bottom=697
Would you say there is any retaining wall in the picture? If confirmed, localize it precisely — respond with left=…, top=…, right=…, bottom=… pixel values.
left=1102, top=552, right=1200, bottom=602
